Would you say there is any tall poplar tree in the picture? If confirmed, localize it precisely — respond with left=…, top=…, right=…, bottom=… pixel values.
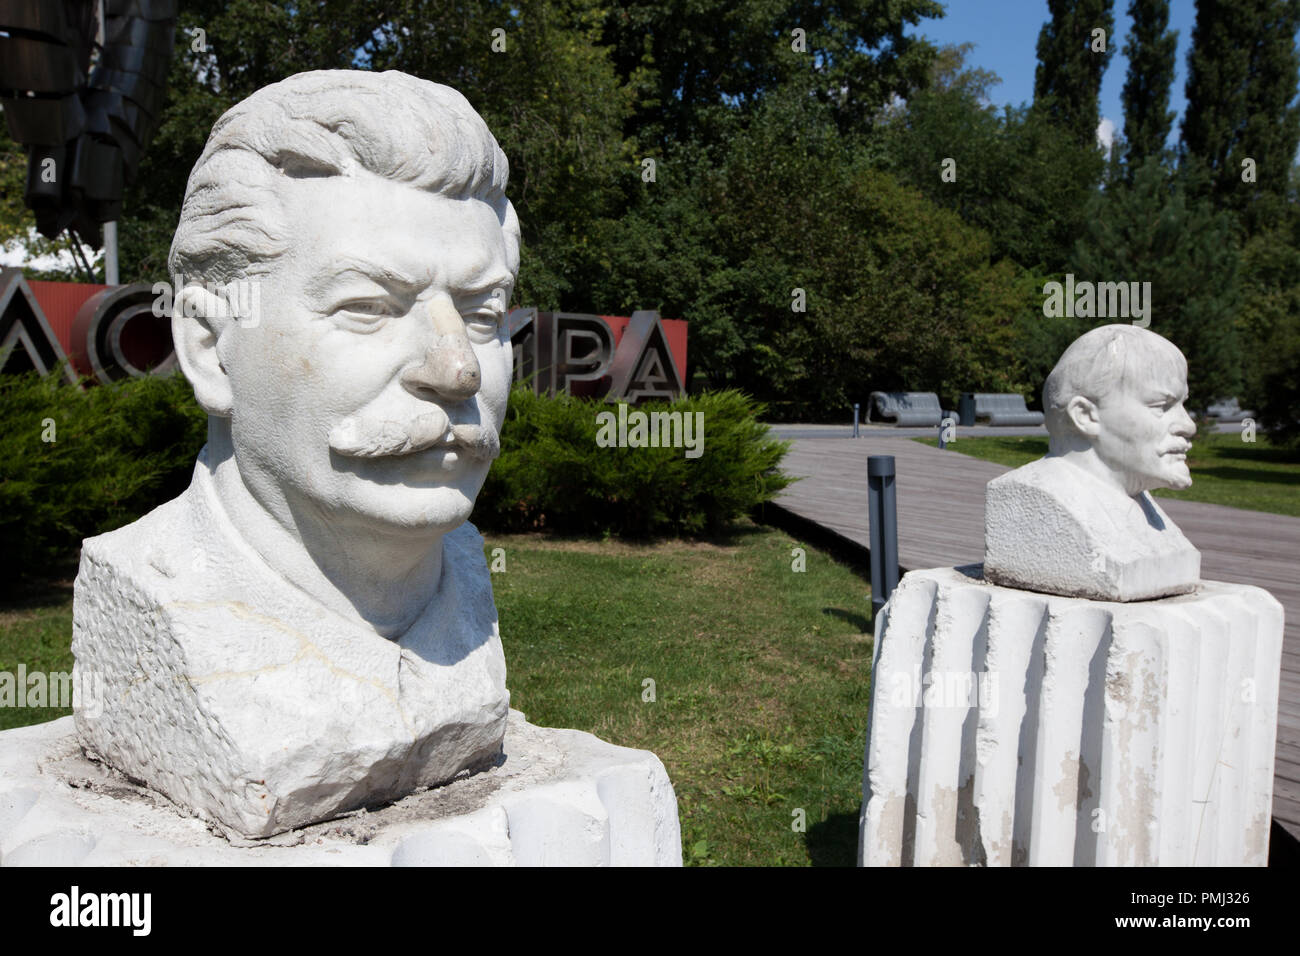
left=1120, top=0, right=1177, bottom=171
left=1034, top=0, right=1116, bottom=146
left=1181, top=0, right=1300, bottom=232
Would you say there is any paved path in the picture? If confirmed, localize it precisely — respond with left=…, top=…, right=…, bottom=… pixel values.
left=772, top=422, right=1245, bottom=441
left=771, top=431, right=1300, bottom=842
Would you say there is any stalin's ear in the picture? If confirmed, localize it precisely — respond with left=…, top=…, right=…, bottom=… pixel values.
left=1065, top=395, right=1101, bottom=440
left=172, top=286, right=236, bottom=417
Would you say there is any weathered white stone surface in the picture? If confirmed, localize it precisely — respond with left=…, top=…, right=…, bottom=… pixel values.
left=984, top=457, right=1200, bottom=601
left=72, top=454, right=509, bottom=840
left=859, top=566, right=1283, bottom=867
left=985, top=324, right=1201, bottom=601
left=0, top=711, right=682, bottom=866
left=63, top=69, right=680, bottom=858
left=67, top=71, right=531, bottom=841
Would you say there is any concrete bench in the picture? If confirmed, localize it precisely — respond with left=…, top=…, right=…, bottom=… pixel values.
left=867, top=391, right=943, bottom=427
left=1205, top=397, right=1254, bottom=423
left=970, top=392, right=1044, bottom=427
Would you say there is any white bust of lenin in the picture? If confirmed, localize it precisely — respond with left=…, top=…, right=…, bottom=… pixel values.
left=984, top=324, right=1201, bottom=601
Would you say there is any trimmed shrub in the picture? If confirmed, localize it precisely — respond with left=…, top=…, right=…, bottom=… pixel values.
left=476, top=387, right=792, bottom=537
left=0, top=370, right=206, bottom=586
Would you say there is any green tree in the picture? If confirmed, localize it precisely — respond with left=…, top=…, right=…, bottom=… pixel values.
left=599, top=0, right=944, bottom=150
left=109, top=0, right=635, bottom=314
left=1033, top=0, right=1116, bottom=147
left=1237, top=173, right=1300, bottom=446
left=582, top=87, right=1033, bottom=419
left=881, top=46, right=1106, bottom=272
left=367, top=0, right=635, bottom=309
left=115, top=0, right=390, bottom=283
left=1181, top=0, right=1300, bottom=234
left=1073, top=156, right=1242, bottom=408
left=1120, top=0, right=1177, bottom=172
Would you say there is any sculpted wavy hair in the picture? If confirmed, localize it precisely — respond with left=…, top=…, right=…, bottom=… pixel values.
left=168, top=70, right=520, bottom=288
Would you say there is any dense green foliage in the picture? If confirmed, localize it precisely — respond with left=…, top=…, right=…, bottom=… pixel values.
left=581, top=88, right=1035, bottom=416
left=598, top=0, right=943, bottom=145
left=1033, top=0, right=1115, bottom=146
left=1120, top=0, right=1178, bottom=170
left=1073, top=157, right=1242, bottom=408
left=476, top=387, right=792, bottom=536
left=882, top=77, right=1105, bottom=272
left=0, top=372, right=206, bottom=588
left=1238, top=205, right=1300, bottom=447
left=1181, top=0, right=1300, bottom=234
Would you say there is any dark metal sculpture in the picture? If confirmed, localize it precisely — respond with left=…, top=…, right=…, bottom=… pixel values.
left=0, top=0, right=176, bottom=246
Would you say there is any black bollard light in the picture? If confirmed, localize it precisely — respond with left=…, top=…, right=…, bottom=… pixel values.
left=853, top=403, right=860, bottom=438
left=868, top=455, right=899, bottom=620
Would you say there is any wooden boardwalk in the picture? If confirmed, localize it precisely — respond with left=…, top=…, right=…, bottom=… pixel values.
left=774, top=434, right=1300, bottom=842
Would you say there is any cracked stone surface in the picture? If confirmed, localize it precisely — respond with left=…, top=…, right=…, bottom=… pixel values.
left=71, top=460, right=510, bottom=839
left=0, top=711, right=682, bottom=866
left=859, top=567, right=1282, bottom=867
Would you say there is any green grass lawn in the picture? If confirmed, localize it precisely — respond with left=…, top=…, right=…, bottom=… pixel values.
left=917, top=432, right=1300, bottom=517
left=0, top=580, right=76, bottom=730
left=0, top=521, right=873, bottom=867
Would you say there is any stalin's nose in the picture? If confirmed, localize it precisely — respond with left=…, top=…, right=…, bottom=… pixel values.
left=401, top=293, right=481, bottom=402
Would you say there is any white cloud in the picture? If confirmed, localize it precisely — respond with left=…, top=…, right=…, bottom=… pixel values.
left=0, top=228, right=102, bottom=275
left=1097, top=117, right=1117, bottom=153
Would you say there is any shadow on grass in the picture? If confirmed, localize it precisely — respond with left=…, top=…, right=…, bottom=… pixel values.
left=1186, top=465, right=1300, bottom=486
left=807, top=809, right=860, bottom=866
left=751, top=503, right=872, bottom=578
left=0, top=573, right=76, bottom=612
left=988, top=437, right=1048, bottom=453
left=486, top=520, right=772, bottom=551
left=823, top=607, right=872, bottom=632
left=1206, top=443, right=1300, bottom=465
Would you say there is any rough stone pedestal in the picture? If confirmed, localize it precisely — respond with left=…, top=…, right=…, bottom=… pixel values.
left=71, top=467, right=512, bottom=840
left=0, top=711, right=682, bottom=866
left=858, top=567, right=1283, bottom=867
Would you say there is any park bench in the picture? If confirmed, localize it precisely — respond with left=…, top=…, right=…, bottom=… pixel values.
left=867, top=391, right=943, bottom=427
left=969, top=392, right=1044, bottom=427
left=1205, top=397, right=1254, bottom=422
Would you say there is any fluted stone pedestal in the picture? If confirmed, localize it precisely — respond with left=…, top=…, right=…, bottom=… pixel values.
left=858, top=566, right=1284, bottom=867
left=0, top=710, right=681, bottom=866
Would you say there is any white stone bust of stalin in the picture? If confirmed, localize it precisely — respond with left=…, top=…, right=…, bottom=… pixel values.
left=72, top=70, right=520, bottom=838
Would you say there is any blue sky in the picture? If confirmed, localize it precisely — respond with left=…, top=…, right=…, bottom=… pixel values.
left=909, top=1, right=1200, bottom=149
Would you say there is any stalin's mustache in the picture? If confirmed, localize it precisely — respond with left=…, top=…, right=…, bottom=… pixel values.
left=328, top=404, right=500, bottom=461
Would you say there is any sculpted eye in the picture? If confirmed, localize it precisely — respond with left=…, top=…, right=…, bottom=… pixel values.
left=343, top=300, right=390, bottom=316
left=329, top=298, right=403, bottom=332
left=462, top=299, right=505, bottom=342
